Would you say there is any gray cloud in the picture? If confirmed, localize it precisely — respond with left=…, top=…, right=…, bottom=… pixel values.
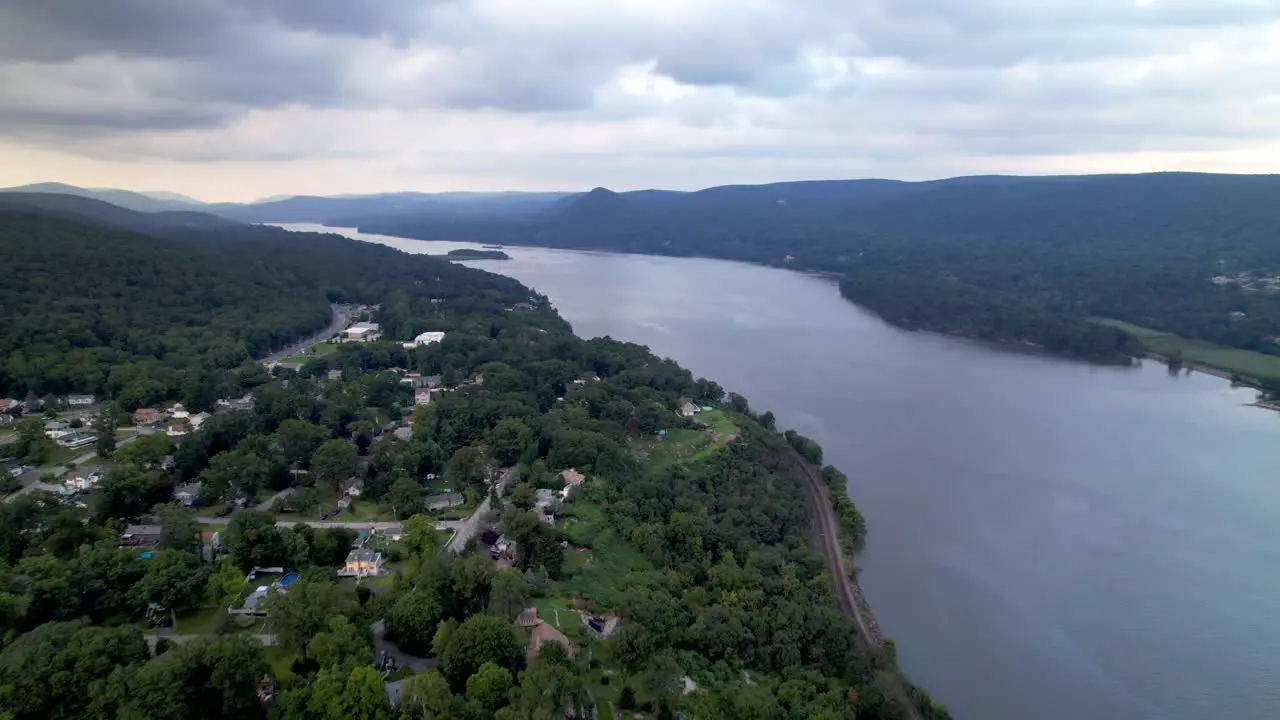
left=0, top=0, right=1277, bottom=181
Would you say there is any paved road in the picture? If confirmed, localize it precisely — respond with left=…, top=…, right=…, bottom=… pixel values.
left=5, top=431, right=150, bottom=503
left=196, top=515, right=466, bottom=533
left=445, top=468, right=512, bottom=553
left=261, top=304, right=351, bottom=364
left=255, top=487, right=295, bottom=511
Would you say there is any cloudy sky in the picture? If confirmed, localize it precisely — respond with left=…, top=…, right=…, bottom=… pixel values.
left=1, top=0, right=1278, bottom=201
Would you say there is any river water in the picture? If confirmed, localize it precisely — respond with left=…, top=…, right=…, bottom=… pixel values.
left=286, top=224, right=1280, bottom=720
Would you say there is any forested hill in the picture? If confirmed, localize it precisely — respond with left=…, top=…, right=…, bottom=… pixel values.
left=0, top=206, right=535, bottom=405
left=353, top=172, right=1280, bottom=368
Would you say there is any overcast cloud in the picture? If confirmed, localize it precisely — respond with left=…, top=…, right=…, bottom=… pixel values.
left=1, top=0, right=1278, bottom=200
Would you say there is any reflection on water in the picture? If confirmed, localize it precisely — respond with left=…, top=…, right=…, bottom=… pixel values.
left=285, top=224, right=1280, bottom=720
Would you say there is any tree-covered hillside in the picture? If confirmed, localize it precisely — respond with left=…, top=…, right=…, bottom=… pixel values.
left=0, top=207, right=941, bottom=720
left=0, top=205, right=534, bottom=405
left=354, top=173, right=1280, bottom=368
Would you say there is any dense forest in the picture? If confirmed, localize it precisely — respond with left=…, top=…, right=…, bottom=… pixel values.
left=0, top=198, right=534, bottom=404
left=349, top=173, right=1280, bottom=368
left=0, top=206, right=942, bottom=719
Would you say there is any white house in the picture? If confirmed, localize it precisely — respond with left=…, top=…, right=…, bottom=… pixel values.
left=169, top=403, right=190, bottom=420
left=341, top=322, right=382, bottom=342
left=402, top=331, right=445, bottom=349
left=174, top=482, right=202, bottom=506
left=67, top=394, right=96, bottom=407
left=64, top=467, right=104, bottom=493
left=189, top=412, right=211, bottom=430
left=414, top=388, right=433, bottom=407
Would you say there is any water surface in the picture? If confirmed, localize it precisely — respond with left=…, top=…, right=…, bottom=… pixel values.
left=287, top=224, right=1280, bottom=720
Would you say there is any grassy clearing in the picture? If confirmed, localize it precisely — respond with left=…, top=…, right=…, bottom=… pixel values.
left=559, top=498, right=653, bottom=607
left=264, top=647, right=299, bottom=679
left=1095, top=318, right=1280, bottom=382
left=631, top=409, right=739, bottom=472
left=531, top=596, right=577, bottom=629
left=173, top=605, right=268, bottom=635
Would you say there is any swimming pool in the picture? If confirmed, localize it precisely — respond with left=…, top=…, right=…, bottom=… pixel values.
left=279, top=572, right=300, bottom=586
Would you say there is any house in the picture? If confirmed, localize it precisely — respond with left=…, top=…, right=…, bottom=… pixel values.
left=343, top=477, right=364, bottom=498
left=402, top=331, right=446, bottom=350
left=581, top=612, right=621, bottom=638
left=340, top=548, right=385, bottom=577
left=67, top=394, right=95, bottom=407
left=510, top=302, right=535, bottom=312
left=133, top=408, right=160, bottom=426
left=341, top=322, right=382, bottom=342
left=64, top=466, right=104, bottom=493
left=425, top=492, right=464, bottom=511
left=189, top=412, right=211, bottom=430
left=120, top=524, right=164, bottom=547
left=393, top=426, right=412, bottom=441
left=174, top=482, right=203, bottom=506
left=679, top=399, right=699, bottom=417
left=202, top=531, right=223, bottom=560
left=327, top=369, right=343, bottom=381
left=43, top=420, right=72, bottom=440
left=216, top=394, right=256, bottom=412
left=559, top=468, right=586, bottom=500
left=169, top=403, right=190, bottom=420
left=166, top=420, right=192, bottom=438
left=519, top=608, right=578, bottom=662
left=414, top=388, right=432, bottom=407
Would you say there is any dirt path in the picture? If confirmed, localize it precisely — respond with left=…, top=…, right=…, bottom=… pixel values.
left=791, top=451, right=925, bottom=720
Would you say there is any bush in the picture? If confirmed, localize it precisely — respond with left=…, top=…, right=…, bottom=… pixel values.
left=618, top=684, right=636, bottom=709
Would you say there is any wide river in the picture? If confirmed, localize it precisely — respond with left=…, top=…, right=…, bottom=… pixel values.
left=289, top=224, right=1280, bottom=720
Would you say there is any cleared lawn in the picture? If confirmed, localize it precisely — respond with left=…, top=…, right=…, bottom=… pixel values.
left=631, top=410, right=738, bottom=472
left=173, top=606, right=268, bottom=635
left=1095, top=318, right=1280, bottom=382
left=559, top=499, right=653, bottom=607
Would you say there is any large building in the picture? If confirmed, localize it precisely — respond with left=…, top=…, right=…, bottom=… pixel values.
left=403, top=331, right=445, bottom=349
left=341, top=322, right=382, bottom=342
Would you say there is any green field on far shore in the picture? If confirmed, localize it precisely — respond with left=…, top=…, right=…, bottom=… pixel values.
left=1095, top=318, right=1280, bottom=382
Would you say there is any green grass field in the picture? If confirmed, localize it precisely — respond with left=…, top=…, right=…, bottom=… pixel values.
left=1095, top=318, right=1280, bottom=382
left=559, top=498, right=654, bottom=607
left=631, top=409, right=738, bottom=472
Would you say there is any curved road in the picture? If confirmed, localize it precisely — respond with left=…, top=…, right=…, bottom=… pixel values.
left=260, top=304, right=351, bottom=365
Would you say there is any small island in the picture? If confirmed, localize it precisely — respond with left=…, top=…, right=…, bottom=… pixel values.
left=435, top=248, right=510, bottom=260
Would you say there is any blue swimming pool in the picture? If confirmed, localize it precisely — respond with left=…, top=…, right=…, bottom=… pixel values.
left=279, top=572, right=300, bottom=586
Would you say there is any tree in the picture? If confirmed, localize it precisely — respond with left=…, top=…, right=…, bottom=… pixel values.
left=442, top=445, right=487, bottom=490
left=402, top=514, right=442, bottom=557
left=103, top=635, right=269, bottom=720
left=114, top=432, right=174, bottom=470
left=387, top=590, right=444, bottom=656
left=131, top=550, right=210, bottom=627
left=199, top=449, right=273, bottom=505
left=487, top=569, right=529, bottom=622
left=508, top=483, right=535, bottom=511
left=0, top=621, right=149, bottom=720
left=487, top=419, right=532, bottom=466
left=309, top=616, right=373, bottom=671
left=93, top=406, right=118, bottom=457
left=311, top=438, right=360, bottom=490
left=205, top=558, right=247, bottom=608
left=387, top=476, right=424, bottom=519
left=269, top=581, right=352, bottom=657
left=397, top=669, right=456, bottom=719
left=465, top=661, right=514, bottom=712
left=440, top=614, right=524, bottom=686
left=275, top=419, right=330, bottom=467
left=226, top=510, right=284, bottom=570
left=154, top=504, right=201, bottom=553
left=448, top=553, right=495, bottom=618
left=618, top=684, right=636, bottom=710
left=13, top=418, right=56, bottom=465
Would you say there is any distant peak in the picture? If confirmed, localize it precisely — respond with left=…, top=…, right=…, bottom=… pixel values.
left=586, top=187, right=619, bottom=197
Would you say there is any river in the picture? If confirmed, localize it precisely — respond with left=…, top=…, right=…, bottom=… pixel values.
left=283, top=224, right=1280, bottom=720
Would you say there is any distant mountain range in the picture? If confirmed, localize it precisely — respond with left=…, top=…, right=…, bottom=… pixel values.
left=0, top=182, right=575, bottom=225
left=8, top=173, right=1280, bottom=379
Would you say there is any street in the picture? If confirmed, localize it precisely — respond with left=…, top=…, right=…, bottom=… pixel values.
left=260, top=304, right=351, bottom=364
